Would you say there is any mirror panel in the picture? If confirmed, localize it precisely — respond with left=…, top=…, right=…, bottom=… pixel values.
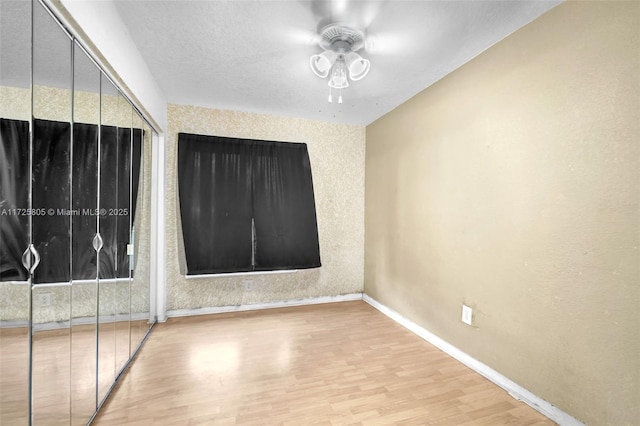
left=0, top=0, right=31, bottom=120
left=0, top=0, right=31, bottom=423
left=114, top=94, right=132, bottom=375
left=31, top=1, right=73, bottom=424
left=97, top=74, right=119, bottom=404
left=130, top=111, right=149, bottom=353
left=70, top=40, right=101, bottom=425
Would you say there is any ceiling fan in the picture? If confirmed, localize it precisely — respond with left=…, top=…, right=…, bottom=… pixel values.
left=294, top=0, right=401, bottom=104
left=309, top=24, right=370, bottom=104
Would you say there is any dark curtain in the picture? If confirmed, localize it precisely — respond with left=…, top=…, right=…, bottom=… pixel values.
left=0, top=119, right=30, bottom=281
left=252, top=141, right=321, bottom=270
left=116, top=127, right=142, bottom=278
left=0, top=118, right=141, bottom=283
left=32, top=119, right=72, bottom=284
left=129, top=128, right=143, bottom=279
left=72, top=123, right=99, bottom=280
left=178, top=133, right=321, bottom=275
left=131, top=128, right=143, bottom=229
left=100, top=125, right=142, bottom=279
left=178, top=134, right=254, bottom=274
left=99, top=125, right=118, bottom=279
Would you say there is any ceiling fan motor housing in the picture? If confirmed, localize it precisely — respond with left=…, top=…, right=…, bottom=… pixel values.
left=318, top=24, right=366, bottom=53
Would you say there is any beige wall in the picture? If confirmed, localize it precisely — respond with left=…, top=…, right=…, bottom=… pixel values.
left=165, top=104, right=365, bottom=311
left=364, top=2, right=639, bottom=425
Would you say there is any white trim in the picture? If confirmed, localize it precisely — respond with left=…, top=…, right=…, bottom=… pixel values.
left=362, top=294, right=584, bottom=426
left=151, top=132, right=167, bottom=323
left=1, top=278, right=129, bottom=287
left=2, top=281, right=29, bottom=286
left=0, top=320, right=29, bottom=329
left=167, top=293, right=363, bottom=318
left=185, top=269, right=298, bottom=279
left=1, top=312, right=151, bottom=331
left=32, top=282, right=71, bottom=288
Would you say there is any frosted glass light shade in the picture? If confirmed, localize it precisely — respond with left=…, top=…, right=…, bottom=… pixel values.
left=310, top=50, right=337, bottom=78
left=328, top=58, right=349, bottom=89
left=345, top=52, right=371, bottom=81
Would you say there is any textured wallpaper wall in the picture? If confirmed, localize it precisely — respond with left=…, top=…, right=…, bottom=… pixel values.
left=0, top=86, right=30, bottom=120
left=166, top=104, right=365, bottom=311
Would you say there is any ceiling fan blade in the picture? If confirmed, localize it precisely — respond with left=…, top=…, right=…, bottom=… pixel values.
left=303, top=0, right=390, bottom=33
left=364, top=31, right=413, bottom=56
left=285, top=1, right=394, bottom=54
left=280, top=26, right=321, bottom=47
left=355, top=0, right=390, bottom=29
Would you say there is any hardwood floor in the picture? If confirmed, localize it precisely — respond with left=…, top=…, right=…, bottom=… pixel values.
left=93, top=301, right=555, bottom=425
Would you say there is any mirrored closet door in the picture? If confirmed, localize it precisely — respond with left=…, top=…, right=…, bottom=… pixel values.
left=31, top=1, right=73, bottom=423
left=0, top=0, right=32, bottom=424
left=70, top=37, right=101, bottom=426
left=0, top=1, right=157, bottom=424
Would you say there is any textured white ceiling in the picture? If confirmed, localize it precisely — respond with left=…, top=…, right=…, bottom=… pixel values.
left=113, top=0, right=561, bottom=126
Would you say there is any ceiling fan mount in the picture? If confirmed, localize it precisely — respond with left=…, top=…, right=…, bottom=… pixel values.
left=317, top=24, right=366, bottom=53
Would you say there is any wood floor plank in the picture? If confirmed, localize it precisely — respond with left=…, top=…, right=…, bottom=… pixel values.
left=92, top=301, right=556, bottom=425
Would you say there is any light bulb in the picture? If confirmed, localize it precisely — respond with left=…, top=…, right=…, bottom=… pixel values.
left=338, top=95, right=343, bottom=104
left=328, top=57, right=349, bottom=89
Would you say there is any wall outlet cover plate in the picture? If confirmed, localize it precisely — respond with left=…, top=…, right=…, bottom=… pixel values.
left=462, top=305, right=473, bottom=325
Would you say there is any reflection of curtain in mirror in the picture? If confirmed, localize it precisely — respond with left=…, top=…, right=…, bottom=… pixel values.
left=72, top=123, right=99, bottom=280
left=0, top=119, right=30, bottom=281
left=0, top=118, right=142, bottom=283
left=99, top=126, right=142, bottom=279
left=32, top=119, right=72, bottom=284
left=129, top=128, right=142, bottom=279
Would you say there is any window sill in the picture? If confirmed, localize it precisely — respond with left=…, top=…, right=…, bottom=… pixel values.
left=185, top=269, right=298, bottom=279
left=1, top=278, right=131, bottom=287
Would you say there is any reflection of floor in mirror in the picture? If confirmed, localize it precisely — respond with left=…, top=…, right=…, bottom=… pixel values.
left=0, top=320, right=150, bottom=426
left=93, top=302, right=555, bottom=425
left=0, top=326, right=28, bottom=425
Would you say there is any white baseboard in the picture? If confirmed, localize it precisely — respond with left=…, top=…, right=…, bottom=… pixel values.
left=167, top=293, right=363, bottom=319
left=362, top=294, right=584, bottom=426
left=1, top=312, right=152, bottom=331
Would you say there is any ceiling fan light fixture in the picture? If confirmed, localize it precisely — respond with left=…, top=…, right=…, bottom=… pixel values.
left=310, top=50, right=337, bottom=78
left=309, top=24, right=370, bottom=103
left=328, top=57, right=349, bottom=89
left=345, top=51, right=371, bottom=81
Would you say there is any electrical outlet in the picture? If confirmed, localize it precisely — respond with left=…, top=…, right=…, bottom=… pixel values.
left=243, top=280, right=254, bottom=291
left=461, top=304, right=473, bottom=326
left=37, top=292, right=52, bottom=307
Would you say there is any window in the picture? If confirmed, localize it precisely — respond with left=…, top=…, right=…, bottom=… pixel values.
left=177, top=133, right=321, bottom=275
